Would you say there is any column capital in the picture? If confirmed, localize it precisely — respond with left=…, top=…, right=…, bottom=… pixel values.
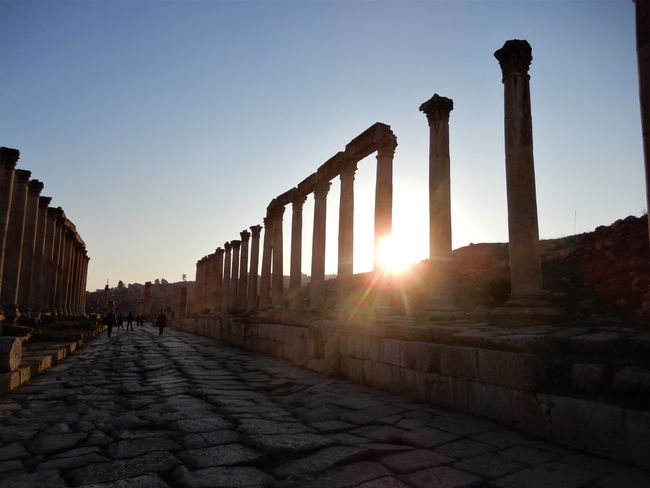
left=0, top=147, right=20, bottom=169
left=28, top=179, right=44, bottom=195
left=376, top=133, right=397, bottom=157
left=231, top=239, right=241, bottom=250
left=291, top=193, right=308, bottom=208
left=47, top=206, right=64, bottom=220
left=339, top=161, right=358, bottom=181
left=314, top=179, right=331, bottom=198
left=240, top=230, right=251, bottom=242
left=494, top=39, right=532, bottom=80
left=215, top=247, right=225, bottom=256
left=14, top=169, right=31, bottom=184
left=250, top=224, right=263, bottom=238
left=224, top=242, right=232, bottom=252
left=39, top=196, right=52, bottom=209
left=419, top=94, right=454, bottom=123
left=269, top=204, right=286, bottom=219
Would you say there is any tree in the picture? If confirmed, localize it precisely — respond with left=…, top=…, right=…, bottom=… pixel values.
left=117, top=280, right=125, bottom=290
left=154, top=279, right=160, bottom=285
left=161, top=278, right=168, bottom=285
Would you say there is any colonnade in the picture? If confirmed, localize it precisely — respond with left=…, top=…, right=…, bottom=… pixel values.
left=0, top=147, right=89, bottom=322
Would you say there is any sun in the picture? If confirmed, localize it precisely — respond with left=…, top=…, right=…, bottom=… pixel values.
left=377, top=235, right=412, bottom=274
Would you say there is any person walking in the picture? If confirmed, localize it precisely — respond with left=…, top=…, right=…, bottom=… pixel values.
left=126, top=312, right=134, bottom=331
left=104, top=310, right=116, bottom=338
left=155, top=310, right=167, bottom=335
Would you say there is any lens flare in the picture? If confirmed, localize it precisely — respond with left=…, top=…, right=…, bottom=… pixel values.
left=377, top=235, right=412, bottom=274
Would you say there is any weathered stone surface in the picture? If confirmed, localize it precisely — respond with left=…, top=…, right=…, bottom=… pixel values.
left=301, top=461, right=391, bottom=488
left=248, top=432, right=335, bottom=452
left=570, top=331, right=626, bottom=353
left=394, top=427, right=457, bottom=448
left=379, top=449, right=452, bottom=473
left=30, top=432, right=87, bottom=454
left=355, top=477, right=412, bottom=488
left=170, top=417, right=233, bottom=433
left=477, top=349, right=542, bottom=391
left=35, top=453, right=109, bottom=471
left=595, top=467, right=650, bottom=488
left=0, top=442, right=29, bottom=460
left=79, top=474, right=171, bottom=487
left=492, top=461, right=600, bottom=488
left=571, top=363, right=605, bottom=391
left=273, top=446, right=366, bottom=479
left=625, top=410, right=650, bottom=468
left=501, top=445, right=558, bottom=465
left=452, top=453, right=525, bottom=479
left=180, top=430, right=241, bottom=449
left=108, top=438, right=182, bottom=458
left=68, top=451, right=181, bottom=485
left=399, top=465, right=482, bottom=488
left=0, top=337, right=22, bottom=372
left=435, top=439, right=495, bottom=458
left=177, top=444, right=261, bottom=469
left=440, top=347, right=479, bottom=380
left=172, top=465, right=272, bottom=488
left=612, top=366, right=650, bottom=392
left=0, top=469, right=66, bottom=488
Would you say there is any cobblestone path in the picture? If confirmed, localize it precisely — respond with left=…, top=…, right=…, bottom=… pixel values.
left=0, top=327, right=648, bottom=488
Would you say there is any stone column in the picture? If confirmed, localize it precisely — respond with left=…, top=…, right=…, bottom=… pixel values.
left=61, top=227, right=75, bottom=315
left=247, top=225, right=262, bottom=310
left=259, top=216, right=273, bottom=309
left=494, top=40, right=545, bottom=304
left=230, top=240, right=241, bottom=310
left=420, top=94, right=456, bottom=311
left=1, top=169, right=31, bottom=319
left=215, top=248, right=224, bottom=312
left=179, top=286, right=188, bottom=318
left=0, top=148, right=19, bottom=305
left=143, top=281, right=152, bottom=318
left=48, top=209, right=64, bottom=313
left=290, top=195, right=307, bottom=308
left=338, top=163, right=357, bottom=301
left=193, top=260, right=200, bottom=312
left=31, top=196, right=52, bottom=312
left=271, top=206, right=285, bottom=307
left=40, top=208, right=57, bottom=312
left=17, top=180, right=43, bottom=313
left=81, top=253, right=89, bottom=314
left=238, top=231, right=250, bottom=310
left=310, top=180, right=330, bottom=307
left=635, top=0, right=650, bottom=243
left=66, top=243, right=77, bottom=315
left=206, top=254, right=215, bottom=312
left=222, top=242, right=232, bottom=312
left=374, top=138, right=396, bottom=270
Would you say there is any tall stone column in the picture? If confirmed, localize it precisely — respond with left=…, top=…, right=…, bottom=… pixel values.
left=31, top=196, right=52, bottom=312
left=71, top=245, right=81, bottom=315
left=374, top=138, right=396, bottom=270
left=40, top=208, right=57, bottom=312
left=310, top=180, right=330, bottom=307
left=420, top=94, right=456, bottom=310
left=81, top=253, right=89, bottom=314
left=193, top=260, right=201, bottom=312
left=17, top=180, right=44, bottom=313
left=207, top=254, right=216, bottom=312
left=215, top=247, right=224, bottom=312
left=0, top=148, right=19, bottom=305
left=179, top=286, right=188, bottom=318
left=337, top=163, right=357, bottom=301
left=238, top=231, right=250, bottom=310
left=247, top=225, right=262, bottom=310
left=290, top=195, right=307, bottom=308
left=230, top=240, right=241, bottom=310
left=259, top=216, right=273, bottom=309
left=494, top=40, right=545, bottom=303
left=222, top=242, right=232, bottom=312
left=1, top=169, right=31, bottom=319
left=271, top=206, right=285, bottom=307
left=636, top=0, right=650, bottom=242
left=143, top=281, right=152, bottom=318
left=51, top=212, right=65, bottom=314
left=61, top=227, right=75, bottom=315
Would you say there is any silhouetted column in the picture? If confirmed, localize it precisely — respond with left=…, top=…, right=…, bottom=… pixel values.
left=40, top=208, right=57, bottom=312
left=290, top=194, right=307, bottom=308
left=495, top=40, right=545, bottom=303
left=223, top=242, right=232, bottom=312
left=66, top=243, right=77, bottom=315
left=17, top=180, right=43, bottom=313
left=0, top=148, right=19, bottom=304
left=259, top=216, right=273, bottom=309
left=143, top=281, right=152, bottom=317
left=338, top=163, right=357, bottom=301
left=81, top=253, right=89, bottom=314
left=214, top=247, right=224, bottom=312
left=31, top=196, right=52, bottom=312
left=179, top=286, right=188, bottom=318
left=420, top=94, right=456, bottom=310
left=374, top=138, right=396, bottom=270
left=310, top=180, right=330, bottom=307
left=271, top=206, right=285, bottom=307
left=1, top=169, right=30, bottom=318
left=230, top=240, right=241, bottom=310
left=72, top=245, right=82, bottom=315
left=636, top=0, right=650, bottom=242
left=193, top=260, right=201, bottom=312
left=238, top=231, right=250, bottom=310
left=247, top=225, right=262, bottom=310
left=48, top=209, right=64, bottom=313
left=207, top=254, right=217, bottom=312
left=61, top=227, right=74, bottom=315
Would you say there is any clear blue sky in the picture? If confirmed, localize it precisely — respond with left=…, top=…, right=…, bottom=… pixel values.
left=0, top=0, right=644, bottom=291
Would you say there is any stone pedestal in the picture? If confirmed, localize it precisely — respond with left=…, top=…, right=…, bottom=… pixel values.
left=492, top=39, right=563, bottom=326
left=247, top=225, right=262, bottom=311
left=338, top=162, right=356, bottom=304
left=238, top=231, right=250, bottom=310
left=310, top=180, right=330, bottom=308
left=290, top=195, right=306, bottom=308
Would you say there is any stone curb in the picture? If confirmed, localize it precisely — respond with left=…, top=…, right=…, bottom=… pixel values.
left=0, top=324, right=106, bottom=395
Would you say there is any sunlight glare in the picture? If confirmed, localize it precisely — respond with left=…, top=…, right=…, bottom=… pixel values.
left=377, top=235, right=413, bottom=274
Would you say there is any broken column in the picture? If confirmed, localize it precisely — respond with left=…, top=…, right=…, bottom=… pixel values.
left=290, top=194, right=307, bottom=308
left=247, top=225, right=262, bottom=310
left=238, top=230, right=250, bottom=310
left=310, top=179, right=330, bottom=307
left=493, top=39, right=562, bottom=324
left=419, top=94, right=457, bottom=313
left=1, top=169, right=31, bottom=321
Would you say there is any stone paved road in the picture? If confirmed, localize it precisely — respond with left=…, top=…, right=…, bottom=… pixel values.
left=0, top=327, right=648, bottom=488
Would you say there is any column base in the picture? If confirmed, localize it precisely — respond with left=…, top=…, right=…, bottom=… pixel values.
left=490, top=292, right=565, bottom=327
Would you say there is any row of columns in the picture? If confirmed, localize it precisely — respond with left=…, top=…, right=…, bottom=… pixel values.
left=0, top=147, right=89, bottom=323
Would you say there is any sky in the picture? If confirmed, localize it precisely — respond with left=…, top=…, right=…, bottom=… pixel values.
left=0, top=0, right=645, bottom=292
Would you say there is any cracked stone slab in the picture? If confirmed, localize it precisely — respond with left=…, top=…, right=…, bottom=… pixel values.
left=77, top=474, right=171, bottom=487
left=172, top=465, right=273, bottom=487
left=68, top=451, right=181, bottom=485
left=180, top=430, right=241, bottom=449
left=379, top=449, right=453, bottom=473
left=0, top=469, right=67, bottom=488
left=176, top=444, right=261, bottom=469
left=453, top=452, right=526, bottom=479
left=273, top=446, right=368, bottom=479
left=170, top=417, right=234, bottom=433
left=247, top=432, right=335, bottom=452
left=108, top=438, right=183, bottom=458
left=399, top=465, right=482, bottom=488
left=491, top=461, right=600, bottom=488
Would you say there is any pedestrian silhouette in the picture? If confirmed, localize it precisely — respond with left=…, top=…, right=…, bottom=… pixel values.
left=116, top=313, right=124, bottom=331
left=155, top=310, right=167, bottom=335
left=104, top=311, right=116, bottom=337
left=126, top=312, right=134, bottom=331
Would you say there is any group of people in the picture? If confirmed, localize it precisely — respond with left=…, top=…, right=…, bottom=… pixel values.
left=102, top=310, right=168, bottom=337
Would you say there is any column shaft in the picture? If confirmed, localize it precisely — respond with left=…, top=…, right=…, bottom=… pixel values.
left=290, top=196, right=306, bottom=307
left=259, top=217, right=273, bottom=308
left=247, top=225, right=262, bottom=310
left=222, top=243, right=232, bottom=312
left=374, top=145, right=395, bottom=270
left=636, top=0, right=650, bottom=242
left=0, top=148, right=19, bottom=300
left=310, top=181, right=330, bottom=306
left=215, top=249, right=224, bottom=312
left=271, top=208, right=285, bottom=306
left=337, top=164, right=356, bottom=300
left=230, top=240, right=241, bottom=310
left=238, top=231, right=250, bottom=310
left=18, top=182, right=44, bottom=312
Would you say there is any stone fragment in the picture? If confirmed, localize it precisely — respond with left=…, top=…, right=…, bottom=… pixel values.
left=399, top=465, right=482, bottom=488
left=172, top=465, right=272, bottom=488
left=379, top=449, right=452, bottom=473
left=273, top=446, right=367, bottom=479
left=177, top=444, right=261, bottom=469
left=492, top=461, right=600, bottom=488
left=0, top=337, right=22, bottom=372
left=108, top=438, right=182, bottom=458
left=453, top=452, right=525, bottom=479
left=68, top=451, right=180, bottom=485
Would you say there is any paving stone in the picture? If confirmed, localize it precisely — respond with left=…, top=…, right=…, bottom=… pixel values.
left=0, top=460, right=23, bottom=474
left=468, top=430, right=528, bottom=449
left=180, top=430, right=241, bottom=448
left=394, top=426, right=457, bottom=448
left=435, top=439, right=495, bottom=459
left=594, top=467, right=650, bottom=488
left=52, top=446, right=102, bottom=458
left=361, top=443, right=413, bottom=455
left=308, top=420, right=353, bottom=433
left=108, top=438, right=182, bottom=458
left=399, top=465, right=482, bottom=488
left=429, top=415, right=501, bottom=435
left=354, top=425, right=407, bottom=442
left=79, top=474, right=171, bottom=487
left=354, top=477, right=412, bottom=488
left=172, top=465, right=273, bottom=487
left=169, top=417, right=234, bottom=433
left=501, top=445, right=559, bottom=465
left=0, top=442, right=29, bottom=460
left=35, top=453, right=110, bottom=471
left=68, top=451, right=181, bottom=485
left=452, top=452, right=526, bottom=479
left=379, top=449, right=453, bottom=473
left=248, top=432, right=335, bottom=452
left=239, top=418, right=309, bottom=435
left=30, top=432, right=87, bottom=454
left=556, top=453, right=620, bottom=475
left=492, top=461, right=601, bottom=488
left=0, top=469, right=67, bottom=488
left=301, top=461, right=392, bottom=488
left=111, top=430, right=176, bottom=440
left=273, top=446, right=367, bottom=479
left=176, top=444, right=261, bottom=468
left=340, top=405, right=405, bottom=425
